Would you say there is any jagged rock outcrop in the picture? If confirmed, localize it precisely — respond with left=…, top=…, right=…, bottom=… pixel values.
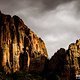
left=0, top=12, right=48, bottom=74
left=68, top=39, right=80, bottom=79
left=46, top=48, right=70, bottom=80
left=46, top=39, right=80, bottom=80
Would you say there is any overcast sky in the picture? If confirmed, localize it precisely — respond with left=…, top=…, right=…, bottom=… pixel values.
left=0, top=0, right=80, bottom=58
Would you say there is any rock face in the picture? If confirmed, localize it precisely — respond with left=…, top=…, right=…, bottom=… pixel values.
left=69, top=39, right=80, bottom=78
left=47, top=48, right=70, bottom=80
left=0, top=12, right=48, bottom=74
left=47, top=40, right=80, bottom=80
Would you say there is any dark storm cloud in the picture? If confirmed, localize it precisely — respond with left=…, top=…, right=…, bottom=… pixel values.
left=30, top=0, right=73, bottom=10
left=0, top=0, right=27, bottom=13
left=43, top=0, right=72, bottom=9
left=0, top=0, right=74, bottom=13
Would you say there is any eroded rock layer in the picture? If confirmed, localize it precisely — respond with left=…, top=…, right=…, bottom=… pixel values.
left=0, top=12, right=48, bottom=74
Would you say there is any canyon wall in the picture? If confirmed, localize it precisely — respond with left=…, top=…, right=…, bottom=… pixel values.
left=0, top=12, right=48, bottom=74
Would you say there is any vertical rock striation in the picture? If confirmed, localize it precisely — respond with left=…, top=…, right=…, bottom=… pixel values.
left=0, top=12, right=48, bottom=74
left=68, top=39, right=80, bottom=79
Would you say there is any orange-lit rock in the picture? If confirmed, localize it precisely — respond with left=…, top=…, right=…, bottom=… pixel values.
left=0, top=12, right=48, bottom=74
left=69, top=39, right=80, bottom=77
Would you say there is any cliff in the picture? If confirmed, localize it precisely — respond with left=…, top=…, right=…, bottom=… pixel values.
left=68, top=39, right=80, bottom=79
left=47, top=40, right=80, bottom=80
left=0, top=12, right=48, bottom=74
left=45, top=48, right=71, bottom=80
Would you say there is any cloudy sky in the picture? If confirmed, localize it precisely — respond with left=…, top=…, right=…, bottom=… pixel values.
left=0, top=0, right=80, bottom=58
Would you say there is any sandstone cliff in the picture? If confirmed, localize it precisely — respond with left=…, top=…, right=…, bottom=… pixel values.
left=0, top=12, right=48, bottom=74
left=68, top=39, right=80, bottom=79
left=46, top=40, right=80, bottom=80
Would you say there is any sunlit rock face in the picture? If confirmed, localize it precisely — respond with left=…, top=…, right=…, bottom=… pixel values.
left=69, top=39, right=80, bottom=76
left=0, top=12, right=48, bottom=74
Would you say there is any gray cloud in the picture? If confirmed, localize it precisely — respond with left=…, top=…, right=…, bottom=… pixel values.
left=30, top=0, right=73, bottom=10
left=0, top=0, right=74, bottom=13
